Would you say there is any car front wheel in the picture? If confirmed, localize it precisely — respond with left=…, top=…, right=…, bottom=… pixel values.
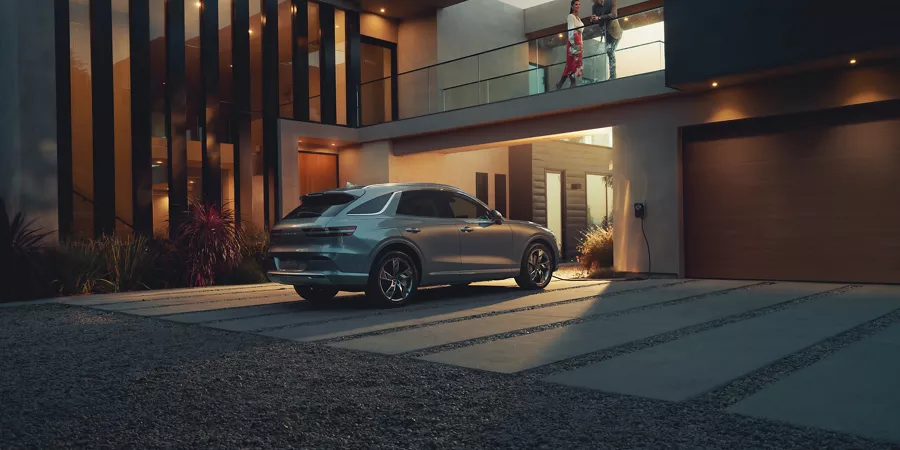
left=294, top=286, right=339, bottom=305
left=515, top=242, right=554, bottom=290
left=367, top=251, right=419, bottom=308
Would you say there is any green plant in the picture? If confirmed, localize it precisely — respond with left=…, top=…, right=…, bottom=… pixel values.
left=576, top=225, right=614, bottom=272
left=240, top=222, right=270, bottom=266
left=49, top=238, right=108, bottom=296
left=97, top=235, right=164, bottom=292
left=175, top=201, right=243, bottom=287
left=0, top=197, right=54, bottom=302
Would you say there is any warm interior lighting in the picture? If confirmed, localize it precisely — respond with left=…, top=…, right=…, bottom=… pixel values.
left=195, top=1, right=201, bottom=7
left=331, top=143, right=336, bottom=146
left=248, top=29, right=253, bottom=34
left=380, top=8, right=385, bottom=13
left=850, top=58, right=857, bottom=65
left=558, top=33, right=563, bottom=38
left=623, top=17, right=629, bottom=21
left=711, top=81, right=719, bottom=87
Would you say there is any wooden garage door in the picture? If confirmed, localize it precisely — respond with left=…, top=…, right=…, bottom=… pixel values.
left=683, top=101, right=900, bottom=284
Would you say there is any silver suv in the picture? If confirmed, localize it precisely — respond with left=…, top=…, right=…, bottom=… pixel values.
left=267, top=183, right=559, bottom=307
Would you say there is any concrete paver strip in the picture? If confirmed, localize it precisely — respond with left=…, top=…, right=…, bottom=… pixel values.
left=126, top=294, right=303, bottom=316
left=93, top=290, right=299, bottom=312
left=420, top=282, right=836, bottom=374
left=159, top=302, right=311, bottom=324
left=727, top=323, right=900, bottom=444
left=209, top=279, right=675, bottom=333
left=61, top=284, right=289, bottom=306
left=544, top=285, right=900, bottom=402
left=333, top=280, right=755, bottom=355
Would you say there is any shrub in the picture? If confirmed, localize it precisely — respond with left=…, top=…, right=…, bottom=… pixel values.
left=0, top=197, right=53, bottom=302
left=175, top=201, right=243, bottom=287
left=49, top=235, right=165, bottom=295
left=577, top=225, right=614, bottom=272
left=49, top=238, right=109, bottom=296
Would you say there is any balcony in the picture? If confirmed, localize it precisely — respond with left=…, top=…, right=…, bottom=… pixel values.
left=358, top=7, right=665, bottom=127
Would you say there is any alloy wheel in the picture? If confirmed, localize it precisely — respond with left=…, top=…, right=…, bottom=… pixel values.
left=527, top=248, right=552, bottom=285
left=378, top=257, right=414, bottom=302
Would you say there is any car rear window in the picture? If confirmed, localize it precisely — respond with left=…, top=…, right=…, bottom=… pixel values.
left=285, top=193, right=357, bottom=219
left=348, top=193, right=394, bottom=215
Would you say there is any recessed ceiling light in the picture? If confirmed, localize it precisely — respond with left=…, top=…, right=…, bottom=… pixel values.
left=248, top=29, right=253, bottom=34
left=331, top=143, right=336, bottom=146
left=155, top=160, right=164, bottom=164
left=380, top=8, right=385, bottom=13
left=558, top=33, right=563, bottom=38
left=711, top=81, right=719, bottom=87
left=850, top=58, right=857, bottom=65
left=195, top=1, right=201, bottom=7
left=189, top=180, right=194, bottom=184
left=623, top=17, right=628, bottom=21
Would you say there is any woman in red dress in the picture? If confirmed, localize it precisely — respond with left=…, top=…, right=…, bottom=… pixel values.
left=556, top=0, right=584, bottom=90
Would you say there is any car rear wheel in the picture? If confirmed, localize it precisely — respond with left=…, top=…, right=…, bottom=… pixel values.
left=366, top=251, right=419, bottom=308
left=515, top=242, right=554, bottom=290
left=294, top=286, right=339, bottom=305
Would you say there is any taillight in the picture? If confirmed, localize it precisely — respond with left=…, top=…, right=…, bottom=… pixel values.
left=304, top=226, right=357, bottom=237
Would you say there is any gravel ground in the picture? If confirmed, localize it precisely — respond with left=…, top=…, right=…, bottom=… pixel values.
left=1, top=303, right=895, bottom=449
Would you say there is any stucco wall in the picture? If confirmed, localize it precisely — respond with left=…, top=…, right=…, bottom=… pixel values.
left=389, top=147, right=511, bottom=212
left=377, top=62, right=900, bottom=276
left=361, top=13, right=398, bottom=43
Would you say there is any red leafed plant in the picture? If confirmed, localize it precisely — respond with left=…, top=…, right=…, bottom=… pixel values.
left=175, top=201, right=243, bottom=287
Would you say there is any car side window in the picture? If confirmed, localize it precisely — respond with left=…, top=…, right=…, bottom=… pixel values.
left=347, top=193, right=393, bottom=215
left=448, top=193, right=490, bottom=220
left=397, top=190, right=452, bottom=218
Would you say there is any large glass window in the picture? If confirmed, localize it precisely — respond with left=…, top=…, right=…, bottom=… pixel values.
left=308, top=1, right=320, bottom=122
left=219, top=0, right=235, bottom=209
left=150, top=0, right=168, bottom=235
left=112, top=0, right=133, bottom=235
left=247, top=0, right=265, bottom=230
left=278, top=0, right=292, bottom=117
left=70, top=0, right=93, bottom=237
left=334, top=8, right=347, bottom=125
left=186, top=0, right=202, bottom=203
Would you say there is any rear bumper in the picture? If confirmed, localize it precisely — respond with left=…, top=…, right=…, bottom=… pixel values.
left=266, top=270, right=369, bottom=289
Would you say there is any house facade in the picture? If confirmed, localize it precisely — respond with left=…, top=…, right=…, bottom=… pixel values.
left=3, top=0, right=899, bottom=283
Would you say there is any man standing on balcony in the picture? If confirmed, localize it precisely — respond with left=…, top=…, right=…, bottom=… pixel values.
left=590, top=0, right=622, bottom=79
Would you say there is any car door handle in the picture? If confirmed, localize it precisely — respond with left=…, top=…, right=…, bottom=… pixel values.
left=404, top=228, right=421, bottom=234
left=460, top=226, right=474, bottom=233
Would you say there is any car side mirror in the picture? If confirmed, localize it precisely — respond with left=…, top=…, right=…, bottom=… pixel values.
left=491, top=209, right=504, bottom=224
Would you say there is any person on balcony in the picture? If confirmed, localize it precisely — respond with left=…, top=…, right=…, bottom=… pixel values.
left=590, top=0, right=622, bottom=79
left=556, top=0, right=584, bottom=90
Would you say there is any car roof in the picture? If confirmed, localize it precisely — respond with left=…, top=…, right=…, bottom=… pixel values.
left=322, top=182, right=467, bottom=196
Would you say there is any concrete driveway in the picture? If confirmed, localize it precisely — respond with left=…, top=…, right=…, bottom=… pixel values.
left=56, top=278, right=900, bottom=444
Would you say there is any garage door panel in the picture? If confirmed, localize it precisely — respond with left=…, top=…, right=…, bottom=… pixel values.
left=684, top=110, right=900, bottom=284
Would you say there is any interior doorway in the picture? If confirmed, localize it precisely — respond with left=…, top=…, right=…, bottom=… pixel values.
left=359, top=36, right=397, bottom=126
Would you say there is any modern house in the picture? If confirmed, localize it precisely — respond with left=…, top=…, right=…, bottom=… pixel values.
left=2, top=0, right=899, bottom=284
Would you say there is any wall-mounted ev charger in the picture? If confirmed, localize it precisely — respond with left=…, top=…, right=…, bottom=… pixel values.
left=634, top=202, right=646, bottom=219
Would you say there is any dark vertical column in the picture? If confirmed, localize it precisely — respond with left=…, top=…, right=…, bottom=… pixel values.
left=291, top=0, right=309, bottom=121
left=232, top=0, right=253, bottom=227
left=90, top=0, right=115, bottom=237
left=130, top=0, right=153, bottom=235
left=166, top=0, right=188, bottom=236
left=319, top=4, right=336, bottom=124
left=200, top=0, right=221, bottom=205
left=55, top=0, right=73, bottom=237
left=261, top=0, right=279, bottom=227
left=508, top=144, right=533, bottom=222
left=344, top=10, right=360, bottom=127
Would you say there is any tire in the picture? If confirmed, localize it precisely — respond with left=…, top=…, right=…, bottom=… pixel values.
left=515, top=242, right=554, bottom=290
left=366, top=251, right=420, bottom=308
left=294, top=286, right=339, bottom=305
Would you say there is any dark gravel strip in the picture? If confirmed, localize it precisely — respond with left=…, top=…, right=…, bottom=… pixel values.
left=690, top=301, right=900, bottom=410
left=520, top=284, right=857, bottom=380
left=312, top=280, right=692, bottom=344
left=403, top=282, right=771, bottom=358
left=2, top=303, right=895, bottom=449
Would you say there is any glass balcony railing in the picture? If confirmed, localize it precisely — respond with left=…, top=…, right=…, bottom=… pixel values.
left=358, top=7, right=664, bottom=127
